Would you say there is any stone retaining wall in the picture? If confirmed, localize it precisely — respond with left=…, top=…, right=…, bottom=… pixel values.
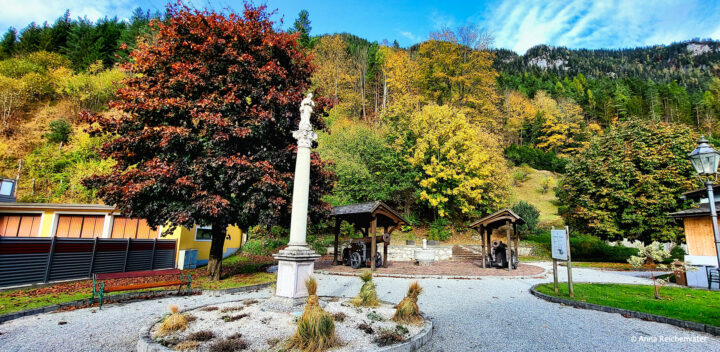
left=328, top=245, right=452, bottom=262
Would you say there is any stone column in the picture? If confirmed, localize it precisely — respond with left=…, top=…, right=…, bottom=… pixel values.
left=273, top=93, right=321, bottom=300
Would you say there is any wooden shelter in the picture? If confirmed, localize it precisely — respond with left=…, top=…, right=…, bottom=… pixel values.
left=469, top=209, right=525, bottom=271
left=331, top=201, right=409, bottom=270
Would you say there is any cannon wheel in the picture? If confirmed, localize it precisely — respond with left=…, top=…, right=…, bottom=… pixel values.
left=375, top=252, right=383, bottom=268
left=350, top=252, right=362, bottom=269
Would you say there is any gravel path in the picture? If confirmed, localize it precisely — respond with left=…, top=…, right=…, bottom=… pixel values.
left=0, top=262, right=718, bottom=352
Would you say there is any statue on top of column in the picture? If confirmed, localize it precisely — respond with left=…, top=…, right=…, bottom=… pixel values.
left=298, top=93, right=314, bottom=131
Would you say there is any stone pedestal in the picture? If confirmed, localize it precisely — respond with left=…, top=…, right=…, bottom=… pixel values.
left=274, top=247, right=320, bottom=298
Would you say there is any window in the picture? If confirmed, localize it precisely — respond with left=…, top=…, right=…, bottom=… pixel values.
left=55, top=215, right=105, bottom=238
left=195, top=226, right=212, bottom=241
left=0, top=180, right=13, bottom=196
left=111, top=216, right=157, bottom=239
left=0, top=213, right=41, bottom=237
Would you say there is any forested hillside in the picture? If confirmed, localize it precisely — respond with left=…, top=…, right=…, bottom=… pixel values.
left=0, top=8, right=715, bottom=243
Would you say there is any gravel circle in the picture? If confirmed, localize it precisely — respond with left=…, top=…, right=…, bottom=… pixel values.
left=0, top=262, right=718, bottom=352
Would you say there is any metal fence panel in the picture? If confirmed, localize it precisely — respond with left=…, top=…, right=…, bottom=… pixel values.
left=0, top=237, right=177, bottom=287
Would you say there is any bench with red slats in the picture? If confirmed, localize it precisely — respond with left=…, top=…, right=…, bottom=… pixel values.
left=90, top=269, right=191, bottom=308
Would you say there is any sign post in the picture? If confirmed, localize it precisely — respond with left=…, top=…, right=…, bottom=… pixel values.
left=551, top=226, right=574, bottom=297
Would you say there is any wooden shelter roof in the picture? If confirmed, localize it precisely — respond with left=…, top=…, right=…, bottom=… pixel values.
left=668, top=202, right=719, bottom=218
left=469, top=208, right=525, bottom=230
left=331, top=201, right=409, bottom=228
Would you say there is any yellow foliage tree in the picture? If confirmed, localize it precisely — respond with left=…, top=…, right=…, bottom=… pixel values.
left=533, top=92, right=595, bottom=155
left=404, top=104, right=509, bottom=217
left=502, top=91, right=537, bottom=144
left=417, top=39, right=501, bottom=130
left=311, top=35, right=358, bottom=114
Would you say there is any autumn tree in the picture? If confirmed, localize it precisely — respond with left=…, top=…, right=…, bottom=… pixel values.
left=398, top=104, right=509, bottom=218
left=83, top=3, right=334, bottom=280
left=417, top=35, right=501, bottom=129
left=557, top=120, right=697, bottom=243
left=311, top=35, right=354, bottom=107
left=502, top=90, right=536, bottom=144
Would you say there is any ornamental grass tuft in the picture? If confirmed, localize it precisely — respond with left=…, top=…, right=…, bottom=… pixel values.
left=392, top=281, right=423, bottom=325
left=157, top=304, right=188, bottom=335
left=286, top=277, right=338, bottom=352
left=351, top=270, right=379, bottom=307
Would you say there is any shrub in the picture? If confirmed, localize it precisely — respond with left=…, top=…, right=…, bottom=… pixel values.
left=526, top=232, right=638, bottom=262
left=393, top=281, right=423, bottom=325
left=287, top=277, right=337, bottom=352
left=157, top=305, right=188, bottom=336
left=351, top=270, right=379, bottom=307
left=46, top=119, right=73, bottom=144
left=307, top=235, right=328, bottom=255
left=504, top=144, right=567, bottom=173
left=511, top=201, right=540, bottom=236
left=428, top=218, right=451, bottom=241
left=241, top=238, right=286, bottom=256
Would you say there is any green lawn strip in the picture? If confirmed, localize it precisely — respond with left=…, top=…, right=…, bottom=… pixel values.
left=0, top=254, right=276, bottom=316
left=536, top=283, right=720, bottom=327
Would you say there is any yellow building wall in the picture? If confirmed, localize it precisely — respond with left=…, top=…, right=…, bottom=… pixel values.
left=1, top=205, right=243, bottom=266
left=164, top=224, right=243, bottom=265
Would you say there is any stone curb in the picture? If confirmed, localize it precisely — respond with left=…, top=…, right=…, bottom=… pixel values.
left=315, top=265, right=548, bottom=280
left=529, top=283, right=720, bottom=336
left=0, top=282, right=273, bottom=325
left=137, top=297, right=433, bottom=352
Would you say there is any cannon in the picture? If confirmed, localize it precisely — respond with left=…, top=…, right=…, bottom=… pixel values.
left=487, top=240, right=518, bottom=269
left=341, top=235, right=388, bottom=269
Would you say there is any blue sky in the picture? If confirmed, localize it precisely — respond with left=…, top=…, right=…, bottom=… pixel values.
left=1, top=0, right=719, bottom=53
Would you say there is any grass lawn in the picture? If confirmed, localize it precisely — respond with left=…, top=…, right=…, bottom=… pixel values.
left=536, top=283, right=720, bottom=326
left=0, top=254, right=275, bottom=316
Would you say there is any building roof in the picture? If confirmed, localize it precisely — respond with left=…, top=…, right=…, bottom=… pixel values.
left=331, top=201, right=409, bottom=227
left=0, top=202, right=115, bottom=211
left=668, top=202, right=719, bottom=218
left=469, top=208, right=525, bottom=230
left=680, top=185, right=720, bottom=202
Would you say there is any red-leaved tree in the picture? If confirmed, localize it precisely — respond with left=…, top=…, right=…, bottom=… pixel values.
left=83, top=2, right=335, bottom=280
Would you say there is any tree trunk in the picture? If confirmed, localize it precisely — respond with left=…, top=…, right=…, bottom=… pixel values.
left=207, top=223, right=226, bottom=281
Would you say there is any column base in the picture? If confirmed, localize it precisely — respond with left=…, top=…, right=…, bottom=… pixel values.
left=273, top=246, right=320, bottom=299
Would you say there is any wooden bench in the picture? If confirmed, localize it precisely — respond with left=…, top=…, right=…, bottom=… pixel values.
left=708, top=266, right=719, bottom=290
left=90, top=269, right=191, bottom=308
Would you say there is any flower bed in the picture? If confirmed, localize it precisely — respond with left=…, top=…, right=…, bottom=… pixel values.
left=149, top=297, right=428, bottom=351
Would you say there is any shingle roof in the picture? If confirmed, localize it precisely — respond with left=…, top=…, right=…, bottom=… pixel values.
left=331, top=201, right=409, bottom=225
left=469, top=208, right=525, bottom=229
left=668, top=202, right=718, bottom=218
left=0, top=202, right=115, bottom=211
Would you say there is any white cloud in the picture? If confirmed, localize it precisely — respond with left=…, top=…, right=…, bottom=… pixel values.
left=484, top=0, right=720, bottom=54
left=399, top=30, right=421, bottom=43
left=0, top=0, right=137, bottom=31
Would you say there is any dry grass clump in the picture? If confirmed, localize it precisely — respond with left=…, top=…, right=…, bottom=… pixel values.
left=221, top=313, right=248, bottom=322
left=286, top=277, right=338, bottom=352
left=158, top=305, right=188, bottom=335
left=200, top=306, right=219, bottom=311
left=392, top=281, right=423, bottom=325
left=209, top=337, right=248, bottom=352
left=220, top=306, right=244, bottom=313
left=374, top=328, right=404, bottom=346
left=174, top=340, right=200, bottom=351
left=350, top=270, right=379, bottom=307
left=187, top=330, right=214, bottom=342
left=331, top=312, right=346, bottom=322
